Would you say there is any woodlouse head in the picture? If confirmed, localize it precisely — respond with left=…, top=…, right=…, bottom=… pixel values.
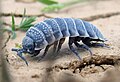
left=12, top=36, right=36, bottom=65
left=22, top=36, right=35, bottom=54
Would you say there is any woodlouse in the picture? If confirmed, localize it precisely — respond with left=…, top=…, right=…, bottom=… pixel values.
left=12, top=18, right=108, bottom=65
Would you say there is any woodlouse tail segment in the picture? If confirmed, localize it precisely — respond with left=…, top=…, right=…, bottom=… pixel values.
left=11, top=48, right=28, bottom=66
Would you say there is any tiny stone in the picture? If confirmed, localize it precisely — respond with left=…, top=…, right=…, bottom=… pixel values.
left=54, top=68, right=60, bottom=72
left=31, top=74, right=39, bottom=78
left=90, top=64, right=95, bottom=68
left=75, top=69, right=80, bottom=74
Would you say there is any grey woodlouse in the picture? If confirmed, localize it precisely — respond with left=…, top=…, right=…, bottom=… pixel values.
left=12, top=18, right=108, bottom=65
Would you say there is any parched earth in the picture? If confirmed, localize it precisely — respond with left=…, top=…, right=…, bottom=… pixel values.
left=1, top=0, right=120, bottom=82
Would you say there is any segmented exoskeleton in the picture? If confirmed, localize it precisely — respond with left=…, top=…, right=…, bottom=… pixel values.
left=12, top=18, right=108, bottom=65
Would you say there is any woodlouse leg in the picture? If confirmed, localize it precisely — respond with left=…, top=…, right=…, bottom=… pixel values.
left=38, top=41, right=59, bottom=61
left=74, top=42, right=93, bottom=56
left=31, top=50, right=41, bottom=57
left=38, top=44, right=53, bottom=61
left=69, top=37, right=81, bottom=60
left=82, top=38, right=109, bottom=48
left=56, top=38, right=65, bottom=53
left=53, top=41, right=59, bottom=53
left=90, top=43, right=109, bottom=48
left=82, top=37, right=92, bottom=46
left=72, top=37, right=93, bottom=55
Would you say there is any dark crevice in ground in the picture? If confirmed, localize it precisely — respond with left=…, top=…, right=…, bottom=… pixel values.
left=2, top=34, right=11, bottom=49
left=82, top=12, right=120, bottom=21
left=2, top=11, right=120, bottom=26
left=0, top=13, right=52, bottom=18
left=48, top=55, right=120, bottom=74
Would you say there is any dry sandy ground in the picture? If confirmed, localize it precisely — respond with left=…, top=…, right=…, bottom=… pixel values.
left=1, top=0, right=120, bottom=82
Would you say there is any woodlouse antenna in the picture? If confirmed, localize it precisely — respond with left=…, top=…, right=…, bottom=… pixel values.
left=12, top=48, right=28, bottom=66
